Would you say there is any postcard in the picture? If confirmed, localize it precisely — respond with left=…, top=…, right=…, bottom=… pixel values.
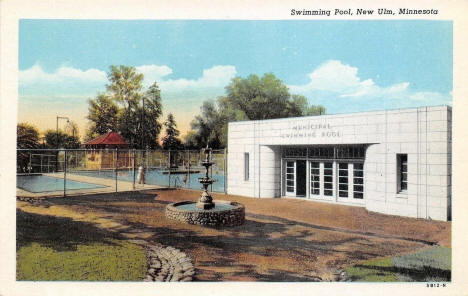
left=1, top=0, right=467, bottom=295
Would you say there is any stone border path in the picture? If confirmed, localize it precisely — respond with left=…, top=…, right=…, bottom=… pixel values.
left=130, top=240, right=196, bottom=282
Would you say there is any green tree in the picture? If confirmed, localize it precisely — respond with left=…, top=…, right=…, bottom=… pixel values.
left=136, top=82, right=163, bottom=149
left=162, top=113, right=183, bottom=150
left=107, top=65, right=144, bottom=147
left=106, top=65, right=144, bottom=109
left=187, top=73, right=326, bottom=148
left=17, top=123, right=39, bottom=149
left=86, top=66, right=163, bottom=148
left=223, top=73, right=307, bottom=120
left=291, top=95, right=326, bottom=116
left=17, top=123, right=40, bottom=173
left=86, top=93, right=119, bottom=141
left=187, top=100, right=225, bottom=149
left=183, top=130, right=199, bottom=150
left=44, top=130, right=81, bottom=149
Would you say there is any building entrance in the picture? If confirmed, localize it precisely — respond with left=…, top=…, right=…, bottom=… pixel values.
left=282, top=145, right=366, bottom=204
left=296, top=160, right=307, bottom=196
left=285, top=160, right=307, bottom=197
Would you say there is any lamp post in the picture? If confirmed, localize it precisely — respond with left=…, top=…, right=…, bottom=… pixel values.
left=56, top=116, right=69, bottom=172
left=56, top=116, right=70, bottom=149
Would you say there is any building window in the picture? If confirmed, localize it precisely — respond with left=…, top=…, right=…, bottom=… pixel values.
left=283, top=147, right=308, bottom=158
left=353, top=163, right=364, bottom=199
left=244, top=153, right=249, bottom=181
left=310, top=162, right=320, bottom=195
left=323, top=162, right=333, bottom=196
left=308, top=146, right=334, bottom=159
left=286, top=161, right=295, bottom=194
left=338, top=163, right=349, bottom=198
left=397, top=154, right=408, bottom=193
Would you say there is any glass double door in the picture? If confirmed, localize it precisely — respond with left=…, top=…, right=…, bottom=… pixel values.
left=284, top=159, right=364, bottom=203
left=335, top=162, right=364, bottom=202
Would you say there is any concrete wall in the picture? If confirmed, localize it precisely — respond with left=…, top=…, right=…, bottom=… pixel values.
left=227, top=105, right=451, bottom=221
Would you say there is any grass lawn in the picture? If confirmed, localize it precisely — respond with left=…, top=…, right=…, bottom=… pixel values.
left=346, top=246, right=451, bottom=282
left=16, top=209, right=147, bottom=281
left=17, top=241, right=146, bottom=281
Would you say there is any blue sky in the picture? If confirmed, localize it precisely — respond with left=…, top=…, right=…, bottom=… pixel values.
left=18, top=20, right=453, bottom=137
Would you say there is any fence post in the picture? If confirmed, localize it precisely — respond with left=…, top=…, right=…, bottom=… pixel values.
left=145, top=148, right=149, bottom=170
left=115, top=148, right=118, bottom=192
left=187, top=150, right=190, bottom=189
left=168, top=150, right=171, bottom=188
left=64, top=149, right=67, bottom=197
left=28, top=153, right=32, bottom=174
left=210, top=149, right=213, bottom=192
left=133, top=149, right=136, bottom=190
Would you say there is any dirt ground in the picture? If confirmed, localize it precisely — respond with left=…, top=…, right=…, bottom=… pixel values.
left=17, top=189, right=451, bottom=281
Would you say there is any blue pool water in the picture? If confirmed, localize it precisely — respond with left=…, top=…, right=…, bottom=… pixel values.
left=17, top=175, right=106, bottom=193
left=71, top=169, right=226, bottom=192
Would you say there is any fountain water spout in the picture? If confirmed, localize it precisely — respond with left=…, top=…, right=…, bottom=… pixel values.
left=196, top=147, right=215, bottom=209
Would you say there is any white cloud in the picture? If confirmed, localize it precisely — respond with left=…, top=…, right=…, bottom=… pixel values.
left=19, top=63, right=237, bottom=101
left=19, top=64, right=107, bottom=96
left=289, top=60, right=451, bottom=110
left=136, top=65, right=173, bottom=86
left=159, top=65, right=236, bottom=91
left=20, top=64, right=107, bottom=85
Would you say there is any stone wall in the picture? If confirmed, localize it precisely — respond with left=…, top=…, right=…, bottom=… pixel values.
left=165, top=201, right=245, bottom=227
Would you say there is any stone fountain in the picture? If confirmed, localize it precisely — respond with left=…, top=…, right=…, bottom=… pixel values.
left=165, top=147, right=245, bottom=227
left=196, top=147, right=216, bottom=210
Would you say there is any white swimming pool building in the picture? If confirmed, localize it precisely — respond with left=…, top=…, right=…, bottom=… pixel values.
left=227, top=105, right=452, bottom=221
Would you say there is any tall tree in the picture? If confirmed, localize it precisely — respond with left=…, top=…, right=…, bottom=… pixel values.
left=223, top=73, right=302, bottom=120
left=137, top=82, right=163, bottom=149
left=187, top=73, right=326, bottom=149
left=17, top=122, right=39, bottom=149
left=86, top=66, right=163, bottom=148
left=17, top=123, right=40, bottom=172
left=291, top=95, right=326, bottom=116
left=187, top=100, right=225, bottom=149
left=107, top=65, right=144, bottom=147
left=86, top=93, right=119, bottom=140
left=44, top=130, right=81, bottom=149
left=162, top=113, right=183, bottom=150
left=106, top=65, right=144, bottom=109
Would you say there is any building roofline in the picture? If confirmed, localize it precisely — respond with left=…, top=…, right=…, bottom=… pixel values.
left=228, top=104, right=452, bottom=125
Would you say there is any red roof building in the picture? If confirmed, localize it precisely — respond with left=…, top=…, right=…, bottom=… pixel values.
left=83, top=132, right=129, bottom=149
left=83, top=132, right=132, bottom=170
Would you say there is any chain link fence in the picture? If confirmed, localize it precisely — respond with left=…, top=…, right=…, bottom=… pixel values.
left=16, top=148, right=227, bottom=197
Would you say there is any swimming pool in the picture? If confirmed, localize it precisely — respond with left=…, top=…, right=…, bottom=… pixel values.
left=17, top=175, right=106, bottom=193
left=71, top=169, right=226, bottom=192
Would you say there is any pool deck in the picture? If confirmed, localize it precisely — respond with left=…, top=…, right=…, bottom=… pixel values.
left=16, top=172, right=162, bottom=198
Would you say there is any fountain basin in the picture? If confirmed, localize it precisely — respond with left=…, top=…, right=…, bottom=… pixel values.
left=166, top=200, right=245, bottom=227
